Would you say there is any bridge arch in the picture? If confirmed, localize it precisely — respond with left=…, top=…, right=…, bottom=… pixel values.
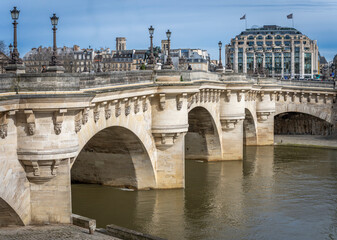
left=72, top=124, right=156, bottom=190
left=185, top=106, right=222, bottom=161
left=274, top=112, right=334, bottom=135
left=275, top=105, right=333, bottom=124
left=243, top=108, right=257, bottom=145
left=0, top=198, right=24, bottom=227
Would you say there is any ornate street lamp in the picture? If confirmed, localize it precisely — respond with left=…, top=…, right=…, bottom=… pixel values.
left=218, top=41, right=223, bottom=69
left=83, top=49, right=88, bottom=72
left=49, top=13, right=60, bottom=66
left=10, top=7, right=22, bottom=64
left=96, top=50, right=102, bottom=72
left=148, top=25, right=155, bottom=65
left=165, top=29, right=173, bottom=67
left=9, top=43, right=13, bottom=55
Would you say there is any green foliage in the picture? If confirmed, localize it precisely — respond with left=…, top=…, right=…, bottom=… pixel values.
left=180, top=76, right=183, bottom=82
left=140, top=64, right=146, bottom=70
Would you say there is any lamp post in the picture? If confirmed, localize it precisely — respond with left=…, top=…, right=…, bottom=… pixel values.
left=83, top=49, right=88, bottom=72
left=165, top=29, right=173, bottom=67
left=10, top=7, right=21, bottom=64
left=50, top=14, right=59, bottom=66
left=9, top=43, right=13, bottom=55
left=218, top=41, right=223, bottom=69
left=148, top=25, right=155, bottom=65
left=97, top=50, right=102, bottom=72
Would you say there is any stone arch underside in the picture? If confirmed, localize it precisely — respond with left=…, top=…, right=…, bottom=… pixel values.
left=275, top=103, right=333, bottom=124
left=185, top=107, right=222, bottom=161
left=243, top=108, right=257, bottom=145
left=274, top=112, right=334, bottom=135
left=71, top=126, right=156, bottom=189
left=0, top=198, right=24, bottom=227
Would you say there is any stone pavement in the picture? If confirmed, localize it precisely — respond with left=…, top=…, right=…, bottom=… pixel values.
left=274, top=134, right=337, bottom=149
left=0, top=224, right=120, bottom=240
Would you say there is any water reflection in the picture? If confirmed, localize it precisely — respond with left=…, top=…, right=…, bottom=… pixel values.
left=72, top=146, right=337, bottom=240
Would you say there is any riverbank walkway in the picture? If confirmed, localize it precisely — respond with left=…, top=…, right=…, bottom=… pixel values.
left=0, top=224, right=120, bottom=240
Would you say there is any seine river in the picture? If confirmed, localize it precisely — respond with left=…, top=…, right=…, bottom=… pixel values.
left=72, top=146, right=337, bottom=240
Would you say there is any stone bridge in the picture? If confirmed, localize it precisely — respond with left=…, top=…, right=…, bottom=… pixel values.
left=0, top=70, right=336, bottom=227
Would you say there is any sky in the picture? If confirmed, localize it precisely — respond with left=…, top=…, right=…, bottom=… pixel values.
left=0, top=0, right=337, bottom=61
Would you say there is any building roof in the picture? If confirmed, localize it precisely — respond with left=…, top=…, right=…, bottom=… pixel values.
left=239, top=25, right=302, bottom=36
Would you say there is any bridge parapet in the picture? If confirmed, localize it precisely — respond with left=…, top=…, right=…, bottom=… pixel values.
left=276, top=79, right=335, bottom=89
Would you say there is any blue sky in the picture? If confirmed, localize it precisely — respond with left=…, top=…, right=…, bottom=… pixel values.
left=1, top=0, right=337, bottom=60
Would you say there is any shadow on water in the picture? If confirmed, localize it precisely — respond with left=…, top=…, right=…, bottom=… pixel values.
left=72, top=146, right=337, bottom=240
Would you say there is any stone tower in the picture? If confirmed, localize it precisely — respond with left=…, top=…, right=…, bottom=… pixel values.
left=116, top=37, right=126, bottom=52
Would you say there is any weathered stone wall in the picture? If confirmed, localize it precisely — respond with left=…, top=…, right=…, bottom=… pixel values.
left=275, top=112, right=334, bottom=135
left=0, top=113, right=30, bottom=226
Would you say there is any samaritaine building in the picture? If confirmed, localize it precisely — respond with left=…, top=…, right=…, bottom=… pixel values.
left=225, top=25, right=319, bottom=79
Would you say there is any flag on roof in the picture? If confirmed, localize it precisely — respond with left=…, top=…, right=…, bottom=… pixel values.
left=240, top=14, right=246, bottom=20
left=287, top=13, right=293, bottom=19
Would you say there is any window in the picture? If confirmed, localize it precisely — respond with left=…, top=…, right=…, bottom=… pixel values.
left=275, top=41, right=282, bottom=46
left=257, top=41, right=263, bottom=46
left=284, top=41, right=291, bottom=46
left=275, top=35, right=282, bottom=39
left=266, top=41, right=273, bottom=46
left=266, top=35, right=273, bottom=39
left=304, top=53, right=312, bottom=74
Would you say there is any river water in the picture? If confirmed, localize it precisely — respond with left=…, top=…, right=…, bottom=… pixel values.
left=72, top=146, right=337, bottom=240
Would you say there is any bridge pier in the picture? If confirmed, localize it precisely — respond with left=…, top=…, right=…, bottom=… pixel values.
left=151, top=92, right=189, bottom=189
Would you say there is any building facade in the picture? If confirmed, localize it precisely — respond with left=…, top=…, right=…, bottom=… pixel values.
left=226, top=25, right=319, bottom=79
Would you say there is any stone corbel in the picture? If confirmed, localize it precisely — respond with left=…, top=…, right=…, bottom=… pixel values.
left=299, top=92, right=304, bottom=103
left=176, top=93, right=187, bottom=111
left=113, top=100, right=121, bottom=117
left=315, top=93, right=320, bottom=103
left=24, top=110, right=35, bottom=135
left=204, top=89, right=208, bottom=103
left=200, top=91, right=204, bottom=102
left=270, top=91, right=276, bottom=101
left=276, top=92, right=280, bottom=101
left=323, top=94, right=328, bottom=104
left=0, top=112, right=9, bottom=139
left=225, top=90, right=231, bottom=102
left=133, top=97, right=140, bottom=114
left=216, top=90, right=220, bottom=102
left=257, top=112, right=271, bottom=122
left=75, top=111, right=82, bottom=133
left=82, top=107, right=89, bottom=125
left=220, top=119, right=242, bottom=131
left=307, top=93, right=312, bottom=103
left=333, top=95, right=336, bottom=104
left=158, top=94, right=166, bottom=110
left=104, top=102, right=112, bottom=120
left=291, top=92, right=296, bottom=102
left=187, top=94, right=195, bottom=109
left=195, top=93, right=199, bottom=103
left=237, top=90, right=245, bottom=102
left=20, top=158, right=65, bottom=184
left=152, top=132, right=182, bottom=150
left=53, top=109, right=67, bottom=135
left=142, top=96, right=148, bottom=112
left=124, top=98, right=131, bottom=116
left=259, top=91, right=264, bottom=101
left=284, top=92, right=288, bottom=101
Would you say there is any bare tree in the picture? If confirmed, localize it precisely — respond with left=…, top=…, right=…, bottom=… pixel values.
left=0, top=41, right=9, bottom=56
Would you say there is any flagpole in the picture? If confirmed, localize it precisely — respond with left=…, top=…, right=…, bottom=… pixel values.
left=245, top=18, right=247, bottom=30
left=292, top=17, right=294, bottom=28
